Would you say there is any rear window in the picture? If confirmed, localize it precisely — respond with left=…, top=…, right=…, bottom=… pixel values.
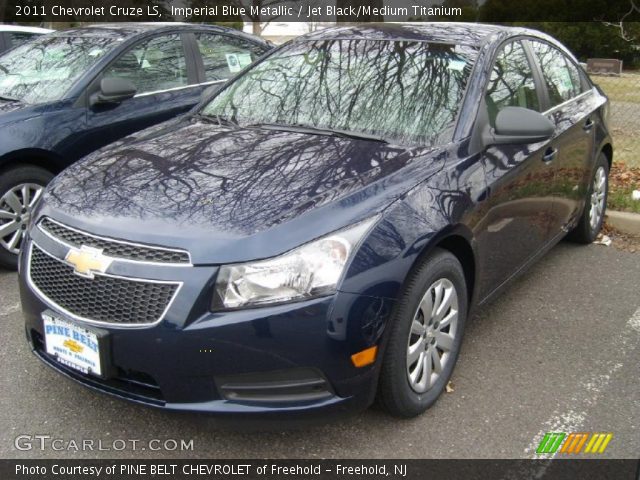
left=195, top=33, right=267, bottom=81
left=530, top=41, right=584, bottom=107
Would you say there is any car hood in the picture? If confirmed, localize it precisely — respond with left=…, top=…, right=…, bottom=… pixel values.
left=0, top=99, right=60, bottom=128
left=41, top=118, right=442, bottom=264
left=0, top=99, right=32, bottom=118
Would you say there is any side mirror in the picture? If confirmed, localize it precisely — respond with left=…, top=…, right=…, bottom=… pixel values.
left=200, top=82, right=224, bottom=103
left=90, top=77, right=137, bottom=106
left=483, top=106, right=555, bottom=146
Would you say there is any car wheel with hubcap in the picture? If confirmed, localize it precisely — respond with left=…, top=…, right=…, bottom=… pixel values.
left=0, top=165, right=53, bottom=269
left=378, top=247, right=468, bottom=418
left=567, top=153, right=609, bottom=244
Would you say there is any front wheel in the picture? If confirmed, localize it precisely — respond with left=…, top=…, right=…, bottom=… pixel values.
left=0, top=165, right=53, bottom=269
left=377, top=248, right=468, bottom=418
left=567, top=154, right=609, bottom=244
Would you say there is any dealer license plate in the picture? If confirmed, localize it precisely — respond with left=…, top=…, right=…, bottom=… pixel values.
left=42, top=313, right=102, bottom=377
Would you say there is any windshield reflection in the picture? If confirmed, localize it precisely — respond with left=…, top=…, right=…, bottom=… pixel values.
left=0, top=35, right=122, bottom=104
left=203, top=39, right=476, bottom=146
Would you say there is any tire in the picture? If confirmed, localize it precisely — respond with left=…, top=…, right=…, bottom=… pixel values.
left=567, top=153, right=609, bottom=244
left=377, top=248, right=468, bottom=418
left=0, top=165, right=54, bottom=269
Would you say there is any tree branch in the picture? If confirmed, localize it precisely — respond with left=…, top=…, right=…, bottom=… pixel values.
left=601, top=0, right=639, bottom=42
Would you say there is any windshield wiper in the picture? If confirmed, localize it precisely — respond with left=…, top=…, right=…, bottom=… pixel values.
left=0, top=94, right=20, bottom=102
left=193, top=113, right=239, bottom=127
left=245, top=122, right=389, bottom=144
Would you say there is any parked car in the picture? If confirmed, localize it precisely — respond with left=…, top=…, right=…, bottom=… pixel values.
left=0, top=23, right=271, bottom=268
left=20, top=23, right=611, bottom=419
left=0, top=25, right=52, bottom=54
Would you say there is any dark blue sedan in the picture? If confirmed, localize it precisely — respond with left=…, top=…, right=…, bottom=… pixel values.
left=0, top=23, right=271, bottom=267
left=20, top=23, right=612, bottom=419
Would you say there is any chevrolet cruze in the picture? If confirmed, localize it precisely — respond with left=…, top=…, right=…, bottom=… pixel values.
left=19, top=23, right=612, bottom=418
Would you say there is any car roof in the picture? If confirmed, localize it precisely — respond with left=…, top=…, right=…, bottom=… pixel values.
left=298, top=22, right=541, bottom=47
left=0, top=25, right=53, bottom=34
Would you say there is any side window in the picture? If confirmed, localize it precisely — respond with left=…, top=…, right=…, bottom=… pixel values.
left=530, top=41, right=581, bottom=107
left=486, top=41, right=540, bottom=126
left=104, top=34, right=188, bottom=95
left=9, top=32, right=37, bottom=48
left=195, top=33, right=266, bottom=81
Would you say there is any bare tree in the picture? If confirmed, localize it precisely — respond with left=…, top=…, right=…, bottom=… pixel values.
left=336, top=0, right=384, bottom=22
left=306, top=20, right=334, bottom=33
left=602, top=0, right=640, bottom=42
left=230, top=0, right=294, bottom=36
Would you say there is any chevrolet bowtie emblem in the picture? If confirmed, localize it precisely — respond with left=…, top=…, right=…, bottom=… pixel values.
left=65, top=245, right=113, bottom=279
left=63, top=339, right=84, bottom=354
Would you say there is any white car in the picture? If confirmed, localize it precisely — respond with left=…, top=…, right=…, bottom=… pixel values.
left=0, top=25, right=52, bottom=54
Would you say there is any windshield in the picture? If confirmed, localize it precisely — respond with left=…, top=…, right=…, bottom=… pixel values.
left=0, top=35, right=122, bottom=104
left=202, top=39, right=476, bottom=146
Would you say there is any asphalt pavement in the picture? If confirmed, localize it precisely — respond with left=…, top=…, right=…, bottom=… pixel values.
left=0, top=242, right=638, bottom=459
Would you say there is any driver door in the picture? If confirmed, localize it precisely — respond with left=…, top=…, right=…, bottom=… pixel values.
left=475, top=40, right=558, bottom=300
left=78, top=33, right=201, bottom=157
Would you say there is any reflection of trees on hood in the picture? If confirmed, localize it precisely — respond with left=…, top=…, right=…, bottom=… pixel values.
left=47, top=121, right=434, bottom=233
left=46, top=36, right=470, bottom=233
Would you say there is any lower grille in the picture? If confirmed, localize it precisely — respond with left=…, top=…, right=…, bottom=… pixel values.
left=216, top=368, right=334, bottom=404
left=28, top=244, right=179, bottom=325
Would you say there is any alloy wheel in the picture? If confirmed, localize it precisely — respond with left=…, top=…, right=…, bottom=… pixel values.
left=589, top=166, right=607, bottom=232
left=406, top=278, right=459, bottom=393
left=0, top=183, right=44, bottom=254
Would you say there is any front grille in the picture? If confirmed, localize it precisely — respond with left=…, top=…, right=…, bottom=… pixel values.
left=39, top=217, right=190, bottom=264
left=29, top=244, right=179, bottom=325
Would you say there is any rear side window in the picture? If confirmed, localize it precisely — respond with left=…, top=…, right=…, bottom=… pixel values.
left=104, top=34, right=188, bottom=95
left=530, top=41, right=582, bottom=107
left=195, top=33, right=266, bottom=82
left=486, top=41, right=540, bottom=126
left=8, top=32, right=38, bottom=48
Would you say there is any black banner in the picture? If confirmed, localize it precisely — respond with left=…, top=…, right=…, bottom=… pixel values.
left=2, top=0, right=640, bottom=23
left=1, top=459, right=639, bottom=480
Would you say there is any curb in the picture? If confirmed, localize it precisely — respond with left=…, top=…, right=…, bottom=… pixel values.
left=606, top=210, right=640, bottom=236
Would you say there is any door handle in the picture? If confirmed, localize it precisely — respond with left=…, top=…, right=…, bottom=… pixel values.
left=542, top=148, right=558, bottom=164
left=583, top=118, right=594, bottom=131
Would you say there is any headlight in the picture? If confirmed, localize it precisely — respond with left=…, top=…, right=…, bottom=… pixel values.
left=213, top=217, right=378, bottom=309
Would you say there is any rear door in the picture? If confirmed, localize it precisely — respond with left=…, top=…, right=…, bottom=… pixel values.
left=527, top=40, right=595, bottom=232
left=80, top=32, right=200, bottom=156
left=475, top=40, right=558, bottom=298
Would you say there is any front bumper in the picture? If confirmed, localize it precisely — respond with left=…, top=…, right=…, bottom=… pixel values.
left=20, top=232, right=393, bottom=418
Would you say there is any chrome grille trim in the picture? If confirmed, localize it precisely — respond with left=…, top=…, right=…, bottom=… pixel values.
left=38, top=217, right=192, bottom=266
left=26, top=241, right=182, bottom=329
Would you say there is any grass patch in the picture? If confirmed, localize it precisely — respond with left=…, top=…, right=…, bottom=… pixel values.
left=593, top=74, right=640, bottom=104
left=608, top=189, right=640, bottom=214
left=608, top=163, right=640, bottom=214
left=612, top=132, right=640, bottom=169
left=591, top=72, right=640, bottom=169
